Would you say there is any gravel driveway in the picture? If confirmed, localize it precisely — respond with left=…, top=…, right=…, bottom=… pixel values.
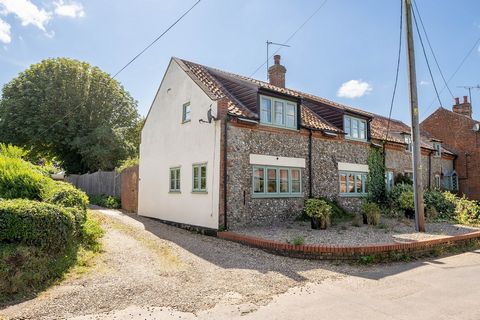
left=0, top=209, right=353, bottom=320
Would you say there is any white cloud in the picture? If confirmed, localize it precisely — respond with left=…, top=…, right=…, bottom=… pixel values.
left=54, top=0, right=84, bottom=18
left=0, top=0, right=51, bottom=31
left=337, top=80, right=372, bottom=99
left=0, top=17, right=11, bottom=43
left=420, top=80, right=430, bottom=86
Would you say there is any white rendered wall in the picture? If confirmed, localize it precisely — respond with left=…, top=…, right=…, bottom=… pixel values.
left=138, top=60, right=221, bottom=229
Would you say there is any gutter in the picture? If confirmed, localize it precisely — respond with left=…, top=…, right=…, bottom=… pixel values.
left=308, top=130, right=313, bottom=198
left=223, top=115, right=230, bottom=230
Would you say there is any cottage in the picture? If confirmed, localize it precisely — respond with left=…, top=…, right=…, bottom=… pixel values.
left=421, top=97, right=480, bottom=200
left=138, top=56, right=456, bottom=230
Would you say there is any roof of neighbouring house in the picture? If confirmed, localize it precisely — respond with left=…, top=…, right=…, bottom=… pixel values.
left=173, top=57, right=455, bottom=155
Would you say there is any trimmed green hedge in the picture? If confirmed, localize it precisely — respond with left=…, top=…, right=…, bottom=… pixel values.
left=0, top=199, right=75, bottom=250
left=41, top=181, right=89, bottom=211
left=0, top=155, right=47, bottom=200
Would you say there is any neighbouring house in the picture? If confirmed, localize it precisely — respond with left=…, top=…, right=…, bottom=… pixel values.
left=138, top=56, right=456, bottom=230
left=421, top=96, right=480, bottom=200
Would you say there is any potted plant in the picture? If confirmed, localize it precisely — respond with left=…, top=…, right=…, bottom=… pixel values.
left=304, top=198, right=332, bottom=230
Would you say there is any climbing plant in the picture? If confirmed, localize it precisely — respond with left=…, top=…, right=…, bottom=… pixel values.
left=367, top=147, right=386, bottom=204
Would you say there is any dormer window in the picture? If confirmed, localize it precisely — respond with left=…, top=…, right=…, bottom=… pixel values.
left=344, top=115, right=367, bottom=141
left=433, top=142, right=441, bottom=157
left=260, top=95, right=297, bottom=129
left=404, top=134, right=412, bottom=152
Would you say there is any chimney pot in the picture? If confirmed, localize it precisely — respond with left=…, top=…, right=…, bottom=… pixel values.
left=274, top=55, right=281, bottom=65
left=463, top=95, right=468, bottom=104
left=455, top=97, right=459, bottom=105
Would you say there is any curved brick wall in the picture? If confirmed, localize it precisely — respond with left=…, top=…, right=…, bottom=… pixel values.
left=217, top=230, right=480, bottom=260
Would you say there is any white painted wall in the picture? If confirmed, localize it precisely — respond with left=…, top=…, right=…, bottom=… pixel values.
left=138, top=59, right=221, bottom=229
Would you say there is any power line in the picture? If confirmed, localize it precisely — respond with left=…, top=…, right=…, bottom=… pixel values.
left=113, top=0, right=201, bottom=79
left=424, top=33, right=480, bottom=115
left=411, top=5, right=443, bottom=107
left=384, top=0, right=403, bottom=142
left=36, top=0, right=202, bottom=138
left=412, top=0, right=453, bottom=99
left=249, top=0, right=328, bottom=78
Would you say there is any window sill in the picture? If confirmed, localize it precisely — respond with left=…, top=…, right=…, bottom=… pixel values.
left=192, top=191, right=208, bottom=194
left=169, top=191, right=181, bottom=194
left=339, top=193, right=367, bottom=198
left=182, top=119, right=191, bottom=124
left=252, top=193, right=303, bottom=199
left=345, top=136, right=369, bottom=143
left=259, top=122, right=299, bottom=132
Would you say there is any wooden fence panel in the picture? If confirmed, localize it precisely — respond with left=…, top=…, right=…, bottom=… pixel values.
left=66, top=170, right=121, bottom=197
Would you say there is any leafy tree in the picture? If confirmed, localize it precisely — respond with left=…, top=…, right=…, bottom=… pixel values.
left=367, top=147, right=387, bottom=204
left=0, top=58, right=141, bottom=173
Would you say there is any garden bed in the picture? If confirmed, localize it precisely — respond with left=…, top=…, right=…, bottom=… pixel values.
left=233, top=218, right=480, bottom=246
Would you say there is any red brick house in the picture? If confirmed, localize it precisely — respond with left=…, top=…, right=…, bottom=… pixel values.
left=421, top=97, right=480, bottom=200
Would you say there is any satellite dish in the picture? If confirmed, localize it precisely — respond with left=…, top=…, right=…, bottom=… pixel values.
left=473, top=123, right=480, bottom=132
left=199, top=104, right=217, bottom=124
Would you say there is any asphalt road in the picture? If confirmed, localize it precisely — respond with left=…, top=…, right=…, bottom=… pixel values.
left=73, top=249, right=480, bottom=320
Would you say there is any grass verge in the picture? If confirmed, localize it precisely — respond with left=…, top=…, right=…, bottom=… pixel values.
left=0, top=211, right=104, bottom=304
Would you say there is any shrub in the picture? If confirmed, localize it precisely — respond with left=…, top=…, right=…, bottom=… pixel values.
left=89, top=194, right=121, bottom=209
left=395, top=173, right=412, bottom=185
left=0, top=199, right=75, bottom=249
left=361, top=202, right=381, bottom=225
left=0, top=143, right=28, bottom=159
left=320, top=197, right=355, bottom=225
left=424, top=189, right=455, bottom=220
left=389, top=183, right=413, bottom=211
left=399, top=190, right=414, bottom=211
left=454, top=196, right=480, bottom=225
left=65, top=207, right=87, bottom=231
left=117, top=157, right=139, bottom=172
left=41, top=181, right=89, bottom=211
left=305, top=198, right=331, bottom=229
left=0, top=156, right=48, bottom=200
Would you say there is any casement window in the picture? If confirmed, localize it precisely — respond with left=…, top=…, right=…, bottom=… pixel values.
left=385, top=171, right=394, bottom=191
left=260, top=95, right=297, bottom=129
left=339, top=171, right=368, bottom=196
left=404, top=134, right=413, bottom=152
left=182, top=102, right=191, bottom=123
left=344, top=115, right=367, bottom=141
left=253, top=166, right=302, bottom=197
left=433, top=142, right=441, bottom=157
left=434, top=174, right=441, bottom=189
left=192, top=163, right=207, bottom=192
left=169, top=167, right=181, bottom=192
left=442, top=171, right=458, bottom=191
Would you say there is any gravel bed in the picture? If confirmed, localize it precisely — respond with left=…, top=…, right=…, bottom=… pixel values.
left=234, top=218, right=480, bottom=246
left=0, top=209, right=353, bottom=320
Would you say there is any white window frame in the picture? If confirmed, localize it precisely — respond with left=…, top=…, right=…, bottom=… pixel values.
left=385, top=171, right=394, bottom=191
left=433, top=142, right=441, bottom=158
left=434, top=174, right=441, bottom=189
left=344, top=115, right=367, bottom=141
left=169, top=167, right=181, bottom=192
left=259, top=95, right=297, bottom=130
left=404, top=134, right=413, bottom=152
left=182, top=102, right=191, bottom=123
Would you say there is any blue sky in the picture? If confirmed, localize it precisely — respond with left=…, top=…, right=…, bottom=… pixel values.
left=1, top=0, right=480, bottom=123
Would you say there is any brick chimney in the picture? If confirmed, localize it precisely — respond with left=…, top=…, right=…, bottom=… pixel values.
left=452, top=95, right=472, bottom=118
left=268, top=55, right=286, bottom=88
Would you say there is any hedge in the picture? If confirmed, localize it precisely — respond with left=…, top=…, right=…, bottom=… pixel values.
left=0, top=199, right=76, bottom=250
left=41, top=181, right=89, bottom=211
left=0, top=155, right=47, bottom=200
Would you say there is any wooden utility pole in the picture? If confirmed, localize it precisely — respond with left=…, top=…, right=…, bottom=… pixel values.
left=404, top=0, right=425, bottom=232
